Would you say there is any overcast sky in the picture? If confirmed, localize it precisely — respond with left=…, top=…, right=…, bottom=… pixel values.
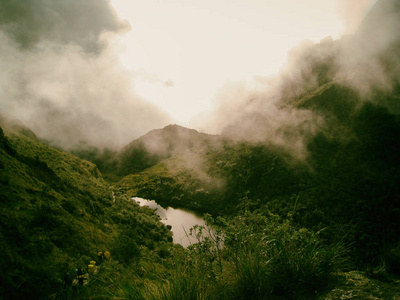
left=110, top=0, right=377, bottom=123
left=0, top=0, right=378, bottom=149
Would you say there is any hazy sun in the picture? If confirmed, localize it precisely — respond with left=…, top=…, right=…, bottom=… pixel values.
left=110, top=0, right=376, bottom=124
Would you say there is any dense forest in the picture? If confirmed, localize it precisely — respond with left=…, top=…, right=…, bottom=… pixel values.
left=1, top=0, right=400, bottom=299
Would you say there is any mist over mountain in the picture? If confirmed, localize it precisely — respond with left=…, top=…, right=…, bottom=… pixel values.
left=0, top=0, right=126, bottom=52
left=195, top=0, right=400, bottom=158
left=111, top=0, right=400, bottom=254
left=0, top=0, right=173, bottom=150
left=1, top=0, right=396, bottom=156
left=72, top=0, right=400, bottom=220
left=123, top=124, right=219, bottom=157
left=1, top=1, right=400, bottom=298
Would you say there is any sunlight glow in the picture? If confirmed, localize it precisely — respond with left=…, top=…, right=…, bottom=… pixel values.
left=110, top=0, right=377, bottom=124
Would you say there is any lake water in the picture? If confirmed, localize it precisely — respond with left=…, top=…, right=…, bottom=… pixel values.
left=132, top=197, right=206, bottom=247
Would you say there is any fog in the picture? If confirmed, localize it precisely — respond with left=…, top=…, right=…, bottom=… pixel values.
left=1, top=0, right=398, bottom=155
left=0, top=0, right=172, bottom=149
left=338, top=0, right=400, bottom=99
left=193, top=0, right=400, bottom=157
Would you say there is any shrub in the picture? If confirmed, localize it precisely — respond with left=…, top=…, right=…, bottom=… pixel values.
left=265, top=231, right=347, bottom=296
left=157, top=264, right=210, bottom=300
left=381, top=242, right=400, bottom=275
left=112, top=234, right=141, bottom=265
left=225, top=213, right=349, bottom=299
left=366, top=242, right=400, bottom=280
left=61, top=200, right=78, bottom=215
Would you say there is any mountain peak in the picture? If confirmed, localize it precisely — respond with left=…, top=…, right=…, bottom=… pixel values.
left=147, top=124, right=208, bottom=136
left=117, top=124, right=219, bottom=175
left=132, top=124, right=217, bottom=154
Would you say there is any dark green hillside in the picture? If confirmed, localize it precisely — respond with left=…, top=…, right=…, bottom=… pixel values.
left=0, top=120, right=173, bottom=299
left=124, top=86, right=400, bottom=262
left=117, top=152, right=227, bottom=215
left=2, top=0, right=397, bottom=298
left=72, top=124, right=220, bottom=181
left=114, top=0, right=400, bottom=274
left=112, top=77, right=400, bottom=299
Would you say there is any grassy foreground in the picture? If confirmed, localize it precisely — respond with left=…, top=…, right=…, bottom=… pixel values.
left=1, top=121, right=400, bottom=299
left=57, top=212, right=400, bottom=300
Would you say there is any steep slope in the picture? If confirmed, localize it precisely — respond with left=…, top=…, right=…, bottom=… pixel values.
left=0, top=124, right=108, bottom=297
left=116, top=0, right=400, bottom=267
left=0, top=113, right=38, bottom=141
left=0, top=118, right=173, bottom=299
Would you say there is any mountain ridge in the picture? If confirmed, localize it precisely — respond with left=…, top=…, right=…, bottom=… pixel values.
left=114, top=124, right=221, bottom=177
left=2, top=1, right=400, bottom=297
left=122, top=124, right=219, bottom=155
left=0, top=119, right=173, bottom=298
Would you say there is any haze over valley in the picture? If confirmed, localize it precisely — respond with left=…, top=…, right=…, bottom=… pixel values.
left=1, top=0, right=400, bottom=299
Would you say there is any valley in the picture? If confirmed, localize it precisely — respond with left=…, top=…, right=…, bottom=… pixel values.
left=1, top=0, right=400, bottom=298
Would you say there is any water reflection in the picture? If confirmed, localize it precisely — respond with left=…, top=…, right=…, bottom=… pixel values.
left=133, top=197, right=206, bottom=247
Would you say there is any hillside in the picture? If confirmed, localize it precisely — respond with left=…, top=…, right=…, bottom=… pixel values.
left=116, top=124, right=220, bottom=176
left=113, top=0, right=400, bottom=275
left=72, top=124, right=221, bottom=181
left=2, top=0, right=400, bottom=298
left=0, top=117, right=173, bottom=299
left=2, top=114, right=400, bottom=299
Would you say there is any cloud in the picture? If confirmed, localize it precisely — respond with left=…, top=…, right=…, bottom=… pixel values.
left=0, top=0, right=173, bottom=149
left=337, top=0, right=400, bottom=98
left=193, top=0, right=400, bottom=158
left=164, top=79, right=175, bottom=88
left=1, top=0, right=398, bottom=154
left=338, top=0, right=377, bottom=34
left=134, top=70, right=175, bottom=88
left=0, top=0, right=128, bottom=52
left=192, top=76, right=323, bottom=159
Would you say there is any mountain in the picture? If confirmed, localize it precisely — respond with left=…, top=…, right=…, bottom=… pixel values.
left=2, top=1, right=400, bottom=298
left=114, top=0, right=400, bottom=264
left=70, top=124, right=222, bottom=181
left=116, top=124, right=220, bottom=177
left=126, top=124, right=219, bottom=155
left=0, top=117, right=173, bottom=299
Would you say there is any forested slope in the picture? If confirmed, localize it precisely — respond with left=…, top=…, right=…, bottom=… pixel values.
left=0, top=118, right=172, bottom=299
left=114, top=0, right=400, bottom=272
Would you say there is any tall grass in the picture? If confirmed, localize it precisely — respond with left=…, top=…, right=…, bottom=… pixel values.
left=156, top=266, right=209, bottom=300
left=225, top=215, right=350, bottom=299
left=231, top=249, right=271, bottom=298
left=366, top=242, right=400, bottom=280
left=62, top=213, right=350, bottom=300
left=266, top=237, right=347, bottom=296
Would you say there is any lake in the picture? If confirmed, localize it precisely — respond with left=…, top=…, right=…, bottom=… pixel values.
left=132, top=197, right=206, bottom=247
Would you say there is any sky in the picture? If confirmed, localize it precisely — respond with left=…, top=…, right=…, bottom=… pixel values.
left=110, top=0, right=377, bottom=123
left=0, top=0, right=379, bottom=149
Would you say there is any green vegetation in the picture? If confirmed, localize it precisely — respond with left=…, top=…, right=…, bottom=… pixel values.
left=2, top=87, right=400, bottom=298
left=53, top=212, right=351, bottom=300
left=4, top=108, right=399, bottom=298
left=71, top=124, right=219, bottom=181
left=0, top=124, right=172, bottom=299
left=2, top=2, right=400, bottom=297
left=106, top=67, right=399, bottom=299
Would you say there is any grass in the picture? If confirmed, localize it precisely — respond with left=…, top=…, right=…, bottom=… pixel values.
left=58, top=212, right=352, bottom=300
left=321, top=271, right=400, bottom=300
left=221, top=214, right=351, bottom=299
left=0, top=128, right=176, bottom=299
left=2, top=104, right=400, bottom=299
